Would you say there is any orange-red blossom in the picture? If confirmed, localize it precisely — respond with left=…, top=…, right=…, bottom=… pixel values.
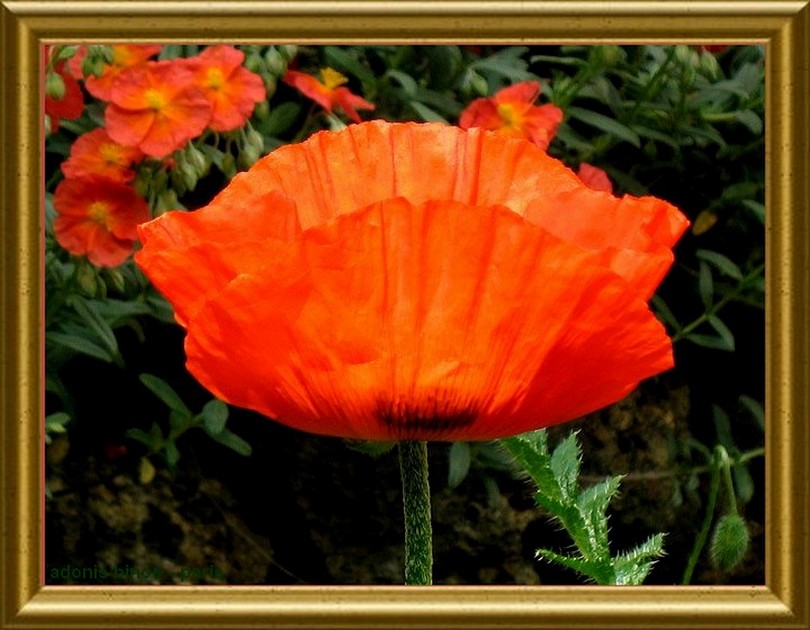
left=459, top=81, right=563, bottom=150
left=283, top=68, right=375, bottom=122
left=136, top=121, right=688, bottom=442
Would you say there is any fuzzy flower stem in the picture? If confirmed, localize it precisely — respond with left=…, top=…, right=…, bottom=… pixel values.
left=398, top=440, right=433, bottom=585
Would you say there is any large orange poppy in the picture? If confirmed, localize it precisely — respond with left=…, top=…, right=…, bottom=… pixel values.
left=136, top=121, right=688, bottom=441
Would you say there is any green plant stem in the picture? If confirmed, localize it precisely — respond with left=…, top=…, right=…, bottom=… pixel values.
left=398, top=441, right=433, bottom=585
left=682, top=446, right=724, bottom=584
left=672, top=262, right=765, bottom=343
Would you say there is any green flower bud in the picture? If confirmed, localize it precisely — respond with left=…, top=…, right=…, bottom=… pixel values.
left=244, top=52, right=264, bottom=74
left=154, top=189, right=180, bottom=215
left=699, top=50, right=722, bottom=80
left=253, top=100, right=270, bottom=120
left=264, top=75, right=277, bottom=100
left=221, top=153, right=237, bottom=178
left=76, top=263, right=98, bottom=296
left=45, top=72, right=66, bottom=100
left=599, top=45, right=623, bottom=67
left=151, top=169, right=169, bottom=194
left=710, top=513, right=750, bottom=573
left=185, top=144, right=210, bottom=177
left=470, top=72, right=489, bottom=97
left=179, top=162, right=199, bottom=191
left=238, top=146, right=261, bottom=170
left=263, top=48, right=287, bottom=77
left=103, top=267, right=126, bottom=294
left=246, top=127, right=265, bottom=154
left=132, top=170, right=150, bottom=198
left=279, top=45, right=298, bottom=62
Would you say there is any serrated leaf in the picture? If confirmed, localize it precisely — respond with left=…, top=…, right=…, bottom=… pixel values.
left=696, top=249, right=743, bottom=280
left=698, top=261, right=714, bottom=307
left=536, top=548, right=613, bottom=584
left=500, top=431, right=562, bottom=502
left=139, top=373, right=192, bottom=416
left=550, top=434, right=581, bottom=501
left=447, top=442, right=472, bottom=488
left=200, top=399, right=229, bottom=435
left=567, top=106, right=641, bottom=148
left=708, top=315, right=735, bottom=351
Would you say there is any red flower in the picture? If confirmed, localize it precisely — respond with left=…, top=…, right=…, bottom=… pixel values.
left=136, top=121, right=688, bottom=441
left=53, top=177, right=150, bottom=267
left=69, top=44, right=163, bottom=100
left=577, top=163, right=613, bottom=193
left=104, top=60, right=212, bottom=158
left=459, top=81, right=563, bottom=150
left=44, top=58, right=84, bottom=132
left=189, top=45, right=266, bottom=132
left=283, top=68, right=375, bottom=122
left=61, top=128, right=144, bottom=184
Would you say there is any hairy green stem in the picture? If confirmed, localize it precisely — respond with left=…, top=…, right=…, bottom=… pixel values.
left=682, top=446, right=724, bottom=584
left=398, top=441, right=433, bottom=585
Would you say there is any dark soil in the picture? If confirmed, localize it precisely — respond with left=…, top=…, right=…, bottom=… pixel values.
left=45, top=373, right=765, bottom=586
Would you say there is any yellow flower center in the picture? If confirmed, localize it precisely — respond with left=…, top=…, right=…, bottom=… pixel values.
left=88, top=201, right=110, bottom=225
left=320, top=67, right=349, bottom=91
left=99, top=142, right=122, bottom=165
left=496, top=103, right=524, bottom=130
left=205, top=67, right=225, bottom=90
left=144, top=88, right=165, bottom=111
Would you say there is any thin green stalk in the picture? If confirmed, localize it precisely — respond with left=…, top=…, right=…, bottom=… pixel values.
left=398, top=440, right=433, bottom=585
left=681, top=446, right=724, bottom=584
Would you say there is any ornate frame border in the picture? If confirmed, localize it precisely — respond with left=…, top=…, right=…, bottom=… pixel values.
left=1, top=2, right=808, bottom=628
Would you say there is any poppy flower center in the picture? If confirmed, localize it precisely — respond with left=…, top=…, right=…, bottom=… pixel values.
left=205, top=67, right=225, bottom=90
left=144, top=88, right=166, bottom=111
left=88, top=201, right=111, bottom=225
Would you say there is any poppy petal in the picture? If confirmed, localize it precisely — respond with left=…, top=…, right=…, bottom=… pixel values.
left=183, top=197, right=673, bottom=441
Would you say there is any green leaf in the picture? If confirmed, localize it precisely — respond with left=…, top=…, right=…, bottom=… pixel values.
left=45, top=412, right=71, bottom=435
left=698, top=261, right=714, bottom=307
left=567, top=106, right=641, bottom=148
left=210, top=428, right=253, bottom=457
left=470, top=46, right=535, bottom=83
left=324, top=46, right=375, bottom=86
left=536, top=548, right=610, bottom=583
left=739, top=395, right=765, bottom=432
left=685, top=332, right=734, bottom=351
left=447, top=442, right=472, bottom=488
left=200, top=399, right=229, bottom=435
left=139, top=373, right=192, bottom=417
left=696, top=249, right=743, bottom=280
left=46, top=331, right=115, bottom=363
left=732, top=465, right=755, bottom=504
left=260, top=101, right=301, bottom=137
left=69, top=296, right=120, bottom=358
left=612, top=533, right=665, bottom=585
left=650, top=295, right=681, bottom=331
left=500, top=430, right=562, bottom=502
left=164, top=440, right=181, bottom=468
left=712, top=405, right=734, bottom=450
left=344, top=440, right=396, bottom=458
left=741, top=199, right=765, bottom=223
left=409, top=100, right=448, bottom=123
left=385, top=69, right=418, bottom=97
left=708, top=315, right=735, bottom=351
left=732, top=110, right=763, bottom=135
left=577, top=476, right=622, bottom=554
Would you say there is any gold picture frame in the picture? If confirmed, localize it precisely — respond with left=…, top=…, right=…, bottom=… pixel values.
left=2, top=1, right=808, bottom=627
